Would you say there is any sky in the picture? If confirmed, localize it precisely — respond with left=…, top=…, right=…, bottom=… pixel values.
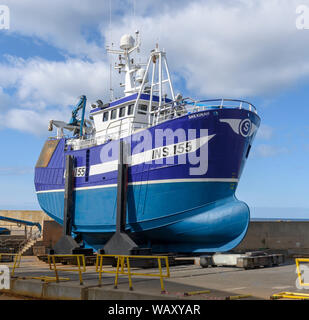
left=0, top=0, right=309, bottom=219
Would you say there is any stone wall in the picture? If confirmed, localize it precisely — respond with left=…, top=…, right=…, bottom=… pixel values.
left=235, top=220, right=309, bottom=255
left=41, top=220, right=63, bottom=248
left=0, top=210, right=53, bottom=237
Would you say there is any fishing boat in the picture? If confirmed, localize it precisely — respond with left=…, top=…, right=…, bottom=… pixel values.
left=34, top=33, right=260, bottom=253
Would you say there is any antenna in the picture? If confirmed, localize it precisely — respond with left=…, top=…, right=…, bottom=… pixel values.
left=108, top=0, right=114, bottom=102
left=109, top=0, right=112, bottom=44
left=133, top=0, right=136, bottom=28
left=110, top=62, right=114, bottom=102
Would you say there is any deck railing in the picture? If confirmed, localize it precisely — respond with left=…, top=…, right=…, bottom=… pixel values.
left=150, top=97, right=257, bottom=126
left=184, top=98, right=257, bottom=113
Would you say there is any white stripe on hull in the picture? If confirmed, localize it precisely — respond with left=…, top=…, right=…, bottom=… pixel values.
left=75, top=134, right=215, bottom=177
left=36, top=178, right=238, bottom=194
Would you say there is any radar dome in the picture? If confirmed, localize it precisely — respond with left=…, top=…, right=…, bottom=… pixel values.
left=120, top=34, right=135, bottom=50
left=136, top=68, right=148, bottom=84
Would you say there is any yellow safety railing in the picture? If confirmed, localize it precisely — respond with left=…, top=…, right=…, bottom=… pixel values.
left=21, top=275, right=70, bottom=283
left=271, top=292, right=309, bottom=300
left=0, top=253, right=21, bottom=277
left=296, top=258, right=309, bottom=287
left=184, top=290, right=210, bottom=296
left=48, top=254, right=86, bottom=285
left=270, top=258, right=309, bottom=300
left=96, top=254, right=170, bottom=293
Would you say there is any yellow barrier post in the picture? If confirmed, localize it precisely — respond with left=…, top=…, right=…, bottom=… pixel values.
left=96, top=255, right=103, bottom=287
left=184, top=290, right=211, bottom=296
left=157, top=257, right=165, bottom=293
left=48, top=254, right=86, bottom=285
left=11, top=254, right=21, bottom=277
left=165, top=256, right=170, bottom=279
left=0, top=253, right=22, bottom=277
left=120, top=256, right=125, bottom=274
left=126, top=257, right=133, bottom=291
left=114, top=255, right=121, bottom=289
left=271, top=292, right=309, bottom=300
left=48, top=255, right=59, bottom=283
left=95, top=254, right=170, bottom=293
left=76, top=255, right=85, bottom=285
left=296, top=258, right=309, bottom=287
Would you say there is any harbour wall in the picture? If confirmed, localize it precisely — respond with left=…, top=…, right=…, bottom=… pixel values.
left=235, top=220, right=309, bottom=255
left=0, top=210, right=53, bottom=237
left=0, top=211, right=62, bottom=255
left=0, top=210, right=52, bottom=224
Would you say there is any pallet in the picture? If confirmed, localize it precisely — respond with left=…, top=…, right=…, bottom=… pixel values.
left=200, top=251, right=285, bottom=269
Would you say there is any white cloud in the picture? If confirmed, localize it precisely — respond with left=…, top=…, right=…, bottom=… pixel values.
left=3, top=0, right=111, bottom=60
left=0, top=56, right=110, bottom=106
left=256, top=124, right=274, bottom=140
left=4, top=108, right=66, bottom=135
left=254, top=144, right=288, bottom=157
left=102, top=0, right=309, bottom=98
left=1, top=0, right=309, bottom=135
left=0, top=56, right=111, bottom=134
left=0, top=87, right=13, bottom=110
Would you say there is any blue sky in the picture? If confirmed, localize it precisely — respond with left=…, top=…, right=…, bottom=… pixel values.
left=0, top=0, right=309, bottom=219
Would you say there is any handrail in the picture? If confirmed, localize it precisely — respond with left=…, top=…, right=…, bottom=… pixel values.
left=148, top=97, right=257, bottom=126
left=96, top=254, right=170, bottom=293
left=296, top=258, right=309, bottom=287
left=48, top=254, right=86, bottom=285
left=184, top=98, right=257, bottom=113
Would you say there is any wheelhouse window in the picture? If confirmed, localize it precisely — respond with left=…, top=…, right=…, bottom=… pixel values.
left=111, top=109, right=117, bottom=120
left=138, top=104, right=148, bottom=115
left=103, top=111, right=109, bottom=122
left=128, top=104, right=134, bottom=115
left=119, top=106, right=126, bottom=118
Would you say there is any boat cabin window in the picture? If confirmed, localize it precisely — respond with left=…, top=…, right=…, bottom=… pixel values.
left=111, top=109, right=117, bottom=120
left=138, top=104, right=148, bottom=115
left=119, top=106, right=126, bottom=118
left=128, top=104, right=134, bottom=115
left=103, top=111, right=109, bottom=122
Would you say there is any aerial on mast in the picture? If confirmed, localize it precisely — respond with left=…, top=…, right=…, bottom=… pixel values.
left=107, top=31, right=176, bottom=110
left=107, top=31, right=141, bottom=96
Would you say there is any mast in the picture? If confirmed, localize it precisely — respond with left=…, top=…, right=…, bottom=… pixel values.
left=107, top=32, right=176, bottom=122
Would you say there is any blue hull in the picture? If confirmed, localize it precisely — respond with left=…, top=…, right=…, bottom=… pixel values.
left=0, top=227, right=10, bottom=235
left=35, top=108, right=260, bottom=253
left=37, top=182, right=249, bottom=252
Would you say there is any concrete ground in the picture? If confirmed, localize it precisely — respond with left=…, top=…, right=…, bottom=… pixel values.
left=0, top=293, right=36, bottom=300
left=0, top=256, right=307, bottom=300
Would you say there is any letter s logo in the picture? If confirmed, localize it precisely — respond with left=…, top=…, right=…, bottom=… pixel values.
left=239, top=119, right=252, bottom=137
